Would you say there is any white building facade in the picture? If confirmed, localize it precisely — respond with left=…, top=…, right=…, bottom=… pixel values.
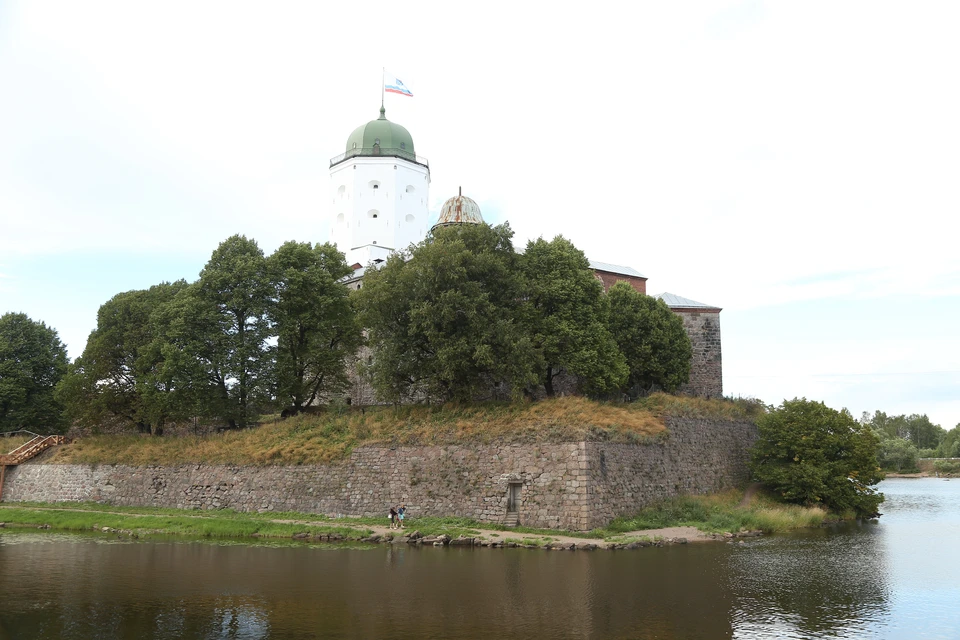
left=329, top=106, right=430, bottom=267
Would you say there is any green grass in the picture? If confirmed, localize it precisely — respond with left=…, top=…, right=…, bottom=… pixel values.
left=0, top=485, right=828, bottom=546
left=0, top=504, right=370, bottom=540
left=599, top=490, right=829, bottom=535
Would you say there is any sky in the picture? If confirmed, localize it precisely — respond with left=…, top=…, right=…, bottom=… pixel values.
left=2, top=1, right=958, bottom=429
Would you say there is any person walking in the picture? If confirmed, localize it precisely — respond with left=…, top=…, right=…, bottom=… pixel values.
left=389, top=505, right=398, bottom=529
left=397, top=504, right=406, bottom=529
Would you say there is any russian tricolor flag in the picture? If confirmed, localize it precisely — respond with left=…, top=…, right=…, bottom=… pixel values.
left=384, top=71, right=413, bottom=97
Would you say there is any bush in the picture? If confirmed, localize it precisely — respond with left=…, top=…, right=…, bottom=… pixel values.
left=750, top=398, right=884, bottom=518
left=878, top=438, right=919, bottom=472
left=933, top=460, right=960, bottom=475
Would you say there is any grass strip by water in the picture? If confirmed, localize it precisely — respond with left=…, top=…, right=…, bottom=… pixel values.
left=601, top=489, right=830, bottom=534
left=0, top=486, right=828, bottom=545
left=0, top=505, right=370, bottom=540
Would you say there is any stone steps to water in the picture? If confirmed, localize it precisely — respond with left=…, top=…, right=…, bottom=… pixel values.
left=503, top=512, right=519, bottom=528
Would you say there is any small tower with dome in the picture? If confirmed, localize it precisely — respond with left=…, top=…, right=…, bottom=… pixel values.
left=329, top=106, right=430, bottom=266
left=431, top=188, right=484, bottom=233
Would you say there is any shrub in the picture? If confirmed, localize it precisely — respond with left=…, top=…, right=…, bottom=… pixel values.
left=878, top=438, right=919, bottom=472
left=933, top=460, right=960, bottom=474
left=750, top=398, right=884, bottom=518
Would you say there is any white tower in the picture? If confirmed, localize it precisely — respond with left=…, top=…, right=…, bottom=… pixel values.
left=329, top=106, right=430, bottom=266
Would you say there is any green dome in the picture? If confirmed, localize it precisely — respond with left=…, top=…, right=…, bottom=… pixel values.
left=345, top=106, right=415, bottom=155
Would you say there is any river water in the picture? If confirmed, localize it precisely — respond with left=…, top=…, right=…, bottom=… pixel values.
left=1, top=478, right=958, bottom=639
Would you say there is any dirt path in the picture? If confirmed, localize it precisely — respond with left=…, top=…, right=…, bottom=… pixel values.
left=738, top=482, right=764, bottom=507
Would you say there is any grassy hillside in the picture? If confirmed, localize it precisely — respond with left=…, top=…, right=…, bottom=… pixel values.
left=46, top=394, right=762, bottom=467
left=2, top=435, right=34, bottom=454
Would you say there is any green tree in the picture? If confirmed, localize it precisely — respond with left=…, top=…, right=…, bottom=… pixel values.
left=0, top=313, right=69, bottom=432
left=56, top=281, right=187, bottom=434
left=520, top=236, right=627, bottom=396
left=356, top=223, right=538, bottom=402
left=878, top=438, right=919, bottom=472
left=606, top=282, right=691, bottom=396
left=751, top=398, right=884, bottom=517
left=867, top=411, right=944, bottom=451
left=144, top=284, right=233, bottom=427
left=937, top=427, right=960, bottom=458
left=148, top=236, right=273, bottom=428
left=268, top=241, right=361, bottom=412
left=903, top=414, right=944, bottom=450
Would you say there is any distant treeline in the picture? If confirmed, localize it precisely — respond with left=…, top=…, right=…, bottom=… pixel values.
left=862, top=411, right=960, bottom=472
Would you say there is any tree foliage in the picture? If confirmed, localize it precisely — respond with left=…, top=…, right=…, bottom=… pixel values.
left=268, top=241, right=361, bottom=412
left=57, top=281, right=187, bottom=434
left=356, top=223, right=538, bottom=402
left=151, top=235, right=274, bottom=429
left=751, top=398, right=884, bottom=517
left=520, top=236, right=627, bottom=396
left=865, top=410, right=945, bottom=450
left=877, top=437, right=919, bottom=472
left=606, top=282, right=691, bottom=395
left=0, top=312, right=69, bottom=432
left=937, top=426, right=960, bottom=458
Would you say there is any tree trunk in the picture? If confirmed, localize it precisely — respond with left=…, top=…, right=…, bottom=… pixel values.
left=544, top=366, right=555, bottom=397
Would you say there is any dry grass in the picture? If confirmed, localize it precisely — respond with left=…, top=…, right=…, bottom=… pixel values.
left=2, top=435, right=33, bottom=454
left=46, top=395, right=758, bottom=467
left=635, top=393, right=768, bottom=421
left=49, top=397, right=662, bottom=466
left=603, top=488, right=828, bottom=535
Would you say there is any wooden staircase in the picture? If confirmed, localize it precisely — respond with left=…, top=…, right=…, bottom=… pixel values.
left=0, top=433, right=68, bottom=501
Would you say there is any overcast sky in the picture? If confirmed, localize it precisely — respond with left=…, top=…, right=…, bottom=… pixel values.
left=2, top=1, right=958, bottom=429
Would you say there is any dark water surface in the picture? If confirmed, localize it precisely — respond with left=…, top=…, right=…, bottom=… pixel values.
left=1, top=478, right=958, bottom=639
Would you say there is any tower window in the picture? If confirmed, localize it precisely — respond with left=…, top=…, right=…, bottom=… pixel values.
left=368, top=180, right=381, bottom=190
left=405, top=185, right=415, bottom=193
left=400, top=142, right=406, bottom=150
left=405, top=214, right=415, bottom=223
left=368, top=209, right=380, bottom=219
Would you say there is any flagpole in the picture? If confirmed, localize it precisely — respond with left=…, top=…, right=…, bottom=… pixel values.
left=381, top=67, right=385, bottom=110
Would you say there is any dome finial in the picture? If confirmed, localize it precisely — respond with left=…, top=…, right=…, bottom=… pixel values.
left=379, top=105, right=386, bottom=120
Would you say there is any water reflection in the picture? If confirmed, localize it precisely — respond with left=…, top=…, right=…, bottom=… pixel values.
left=2, top=479, right=959, bottom=639
left=727, top=524, right=888, bottom=638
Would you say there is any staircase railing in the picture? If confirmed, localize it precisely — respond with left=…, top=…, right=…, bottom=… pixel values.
left=0, top=435, right=67, bottom=466
left=0, top=434, right=68, bottom=501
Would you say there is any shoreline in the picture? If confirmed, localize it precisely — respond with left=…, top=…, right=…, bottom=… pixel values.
left=0, top=503, right=766, bottom=551
left=884, top=473, right=958, bottom=478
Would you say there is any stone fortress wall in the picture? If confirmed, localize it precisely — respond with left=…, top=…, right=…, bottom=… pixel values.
left=3, top=417, right=756, bottom=531
left=674, top=309, right=723, bottom=398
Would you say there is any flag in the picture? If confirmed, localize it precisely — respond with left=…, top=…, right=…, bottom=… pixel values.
left=383, top=71, right=413, bottom=97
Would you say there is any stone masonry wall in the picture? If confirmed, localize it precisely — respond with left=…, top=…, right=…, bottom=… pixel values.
left=2, top=418, right=755, bottom=531
left=585, top=418, right=757, bottom=529
left=675, top=310, right=723, bottom=398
